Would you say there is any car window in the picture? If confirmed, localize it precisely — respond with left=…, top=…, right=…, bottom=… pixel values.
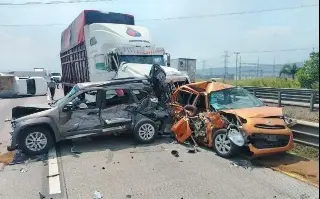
left=195, top=94, right=206, bottom=110
left=71, top=90, right=97, bottom=109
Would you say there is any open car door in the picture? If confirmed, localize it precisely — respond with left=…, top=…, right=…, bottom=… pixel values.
left=148, top=64, right=171, bottom=105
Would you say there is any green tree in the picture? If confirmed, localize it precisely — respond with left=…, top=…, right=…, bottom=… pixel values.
left=279, top=63, right=299, bottom=79
left=296, top=52, right=319, bottom=89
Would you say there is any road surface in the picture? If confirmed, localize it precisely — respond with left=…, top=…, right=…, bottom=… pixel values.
left=0, top=88, right=319, bottom=199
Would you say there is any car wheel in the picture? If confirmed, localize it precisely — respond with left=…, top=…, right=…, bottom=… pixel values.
left=133, top=119, right=157, bottom=144
left=212, top=129, right=236, bottom=158
left=18, top=127, right=54, bottom=155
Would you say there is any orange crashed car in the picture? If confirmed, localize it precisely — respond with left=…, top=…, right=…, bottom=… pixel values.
left=170, top=80, right=294, bottom=158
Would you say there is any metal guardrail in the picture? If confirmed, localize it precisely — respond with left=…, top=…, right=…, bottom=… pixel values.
left=290, top=120, right=319, bottom=148
left=243, top=86, right=319, bottom=111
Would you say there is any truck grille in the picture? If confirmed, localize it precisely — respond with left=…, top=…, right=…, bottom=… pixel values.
left=254, top=124, right=285, bottom=129
left=249, top=134, right=290, bottom=149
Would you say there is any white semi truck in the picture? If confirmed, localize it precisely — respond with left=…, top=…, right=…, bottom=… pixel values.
left=60, top=10, right=190, bottom=95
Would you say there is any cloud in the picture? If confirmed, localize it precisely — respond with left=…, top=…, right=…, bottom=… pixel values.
left=246, top=26, right=292, bottom=38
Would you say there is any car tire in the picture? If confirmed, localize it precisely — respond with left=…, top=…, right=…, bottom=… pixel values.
left=212, top=129, right=236, bottom=158
left=18, top=127, right=54, bottom=155
left=133, top=119, right=157, bottom=144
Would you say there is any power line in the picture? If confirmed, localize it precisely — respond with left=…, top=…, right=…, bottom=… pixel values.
left=0, top=0, right=116, bottom=6
left=240, top=47, right=319, bottom=54
left=0, top=4, right=318, bottom=27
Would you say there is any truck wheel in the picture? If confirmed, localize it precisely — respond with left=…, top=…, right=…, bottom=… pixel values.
left=133, top=119, right=157, bottom=144
left=18, top=127, right=54, bottom=155
left=212, top=129, right=236, bottom=158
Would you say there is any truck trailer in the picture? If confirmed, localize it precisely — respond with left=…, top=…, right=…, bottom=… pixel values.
left=60, top=10, right=190, bottom=95
left=170, top=58, right=197, bottom=82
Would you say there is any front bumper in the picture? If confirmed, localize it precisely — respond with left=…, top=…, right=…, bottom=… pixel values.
left=248, top=134, right=294, bottom=156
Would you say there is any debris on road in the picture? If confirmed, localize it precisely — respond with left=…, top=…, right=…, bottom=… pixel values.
left=187, top=148, right=200, bottom=154
left=47, top=174, right=59, bottom=178
left=102, top=167, right=105, bottom=170
left=71, top=146, right=82, bottom=154
left=20, top=168, right=28, bottom=173
left=171, top=150, right=179, bottom=157
left=4, top=118, right=11, bottom=122
left=39, top=192, right=46, bottom=199
left=230, top=159, right=254, bottom=171
left=126, top=194, right=132, bottom=198
left=93, top=190, right=103, bottom=199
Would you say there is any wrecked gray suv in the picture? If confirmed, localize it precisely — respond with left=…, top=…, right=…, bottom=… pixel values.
left=7, top=65, right=171, bottom=155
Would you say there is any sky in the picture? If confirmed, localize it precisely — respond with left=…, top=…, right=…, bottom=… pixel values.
left=0, top=0, right=319, bottom=72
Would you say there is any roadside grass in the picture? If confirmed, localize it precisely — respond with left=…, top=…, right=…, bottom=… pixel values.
left=289, top=143, right=319, bottom=161
left=197, top=77, right=301, bottom=88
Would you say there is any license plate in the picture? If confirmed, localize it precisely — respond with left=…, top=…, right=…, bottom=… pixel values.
left=266, top=135, right=277, bottom=141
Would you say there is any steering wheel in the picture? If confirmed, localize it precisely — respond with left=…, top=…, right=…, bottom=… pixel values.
left=182, top=105, right=197, bottom=117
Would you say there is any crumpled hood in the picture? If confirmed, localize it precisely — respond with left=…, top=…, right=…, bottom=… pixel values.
left=222, top=106, right=283, bottom=119
left=12, top=103, right=52, bottom=120
left=118, top=63, right=188, bottom=80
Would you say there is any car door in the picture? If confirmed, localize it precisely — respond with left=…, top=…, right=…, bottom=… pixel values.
left=59, top=89, right=102, bottom=137
left=99, top=88, right=135, bottom=134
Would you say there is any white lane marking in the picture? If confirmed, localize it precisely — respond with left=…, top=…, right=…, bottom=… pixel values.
left=48, top=148, right=61, bottom=195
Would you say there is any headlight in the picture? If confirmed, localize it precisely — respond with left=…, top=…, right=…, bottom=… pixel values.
left=227, top=124, right=245, bottom=147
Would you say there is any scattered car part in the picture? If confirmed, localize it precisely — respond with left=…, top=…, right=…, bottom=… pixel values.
left=171, top=150, right=179, bottom=157
left=93, top=190, right=103, bottom=199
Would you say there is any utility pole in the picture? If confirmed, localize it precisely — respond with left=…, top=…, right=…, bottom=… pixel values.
left=234, top=52, right=240, bottom=81
left=256, top=56, right=260, bottom=78
left=223, top=51, right=230, bottom=80
left=202, top=60, right=207, bottom=78
left=273, top=57, right=276, bottom=77
left=239, top=56, right=242, bottom=80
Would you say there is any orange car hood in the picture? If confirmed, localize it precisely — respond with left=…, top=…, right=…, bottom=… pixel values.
left=222, top=106, right=283, bottom=119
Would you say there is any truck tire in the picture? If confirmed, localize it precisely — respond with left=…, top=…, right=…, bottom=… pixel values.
left=18, top=126, right=54, bottom=155
left=212, top=129, right=236, bottom=158
left=133, top=118, right=157, bottom=144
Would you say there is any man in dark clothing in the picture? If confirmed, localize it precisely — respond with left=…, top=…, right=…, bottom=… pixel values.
left=48, top=78, right=56, bottom=100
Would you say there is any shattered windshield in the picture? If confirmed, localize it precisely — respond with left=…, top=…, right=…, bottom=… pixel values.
left=119, top=55, right=165, bottom=65
left=209, top=87, right=264, bottom=111
left=51, top=85, right=80, bottom=106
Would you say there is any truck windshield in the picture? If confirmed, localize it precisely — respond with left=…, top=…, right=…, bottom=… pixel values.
left=119, top=55, right=165, bottom=65
left=51, top=73, right=61, bottom=76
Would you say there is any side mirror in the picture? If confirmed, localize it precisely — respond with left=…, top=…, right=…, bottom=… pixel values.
left=166, top=53, right=171, bottom=67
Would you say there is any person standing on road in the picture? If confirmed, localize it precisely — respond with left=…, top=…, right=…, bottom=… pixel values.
left=48, top=78, right=56, bottom=100
left=56, top=79, right=60, bottom=89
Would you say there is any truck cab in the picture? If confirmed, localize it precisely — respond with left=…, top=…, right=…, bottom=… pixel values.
left=60, top=11, right=190, bottom=96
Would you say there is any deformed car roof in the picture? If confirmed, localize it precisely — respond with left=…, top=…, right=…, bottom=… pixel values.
left=179, top=80, right=234, bottom=93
